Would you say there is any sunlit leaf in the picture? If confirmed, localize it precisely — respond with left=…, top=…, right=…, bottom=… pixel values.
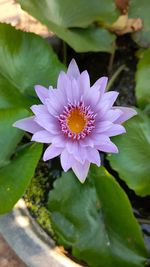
left=16, top=0, right=116, bottom=53
left=0, top=23, right=65, bottom=97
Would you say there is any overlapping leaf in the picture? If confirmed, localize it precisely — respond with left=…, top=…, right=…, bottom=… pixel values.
left=0, top=23, right=65, bottom=97
left=0, top=143, right=43, bottom=214
left=47, top=167, right=148, bottom=267
left=16, top=0, right=116, bottom=52
left=0, top=108, right=29, bottom=168
left=135, top=49, right=150, bottom=108
left=108, top=111, right=150, bottom=196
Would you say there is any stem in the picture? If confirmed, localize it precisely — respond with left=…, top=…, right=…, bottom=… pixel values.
left=137, top=218, right=150, bottom=225
left=106, top=64, right=125, bottom=91
left=108, top=41, right=116, bottom=77
left=63, top=41, right=67, bottom=65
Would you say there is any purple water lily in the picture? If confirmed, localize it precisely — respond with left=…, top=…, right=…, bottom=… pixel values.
left=14, top=59, right=137, bottom=182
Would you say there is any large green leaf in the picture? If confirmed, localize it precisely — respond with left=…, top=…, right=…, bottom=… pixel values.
left=108, top=111, right=150, bottom=196
left=0, top=108, right=29, bottom=168
left=135, top=49, right=150, bottom=108
left=0, top=74, right=32, bottom=109
left=16, top=1, right=116, bottom=53
left=17, top=0, right=118, bottom=28
left=0, top=23, right=65, bottom=96
left=129, top=0, right=150, bottom=48
left=0, top=143, right=43, bottom=214
left=47, top=167, right=148, bottom=267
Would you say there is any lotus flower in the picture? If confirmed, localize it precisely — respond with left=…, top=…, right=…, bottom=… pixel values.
left=13, top=59, right=137, bottom=182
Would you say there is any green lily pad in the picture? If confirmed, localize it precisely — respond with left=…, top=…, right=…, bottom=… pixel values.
left=16, top=1, right=116, bottom=53
left=0, top=143, right=43, bottom=214
left=129, top=0, right=150, bottom=48
left=135, top=49, right=150, bottom=108
left=47, top=166, right=148, bottom=267
left=0, top=108, right=29, bottom=168
left=17, top=0, right=118, bottom=28
left=108, top=110, right=150, bottom=196
left=0, top=23, right=65, bottom=97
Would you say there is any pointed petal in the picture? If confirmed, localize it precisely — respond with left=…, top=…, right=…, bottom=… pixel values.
left=72, top=160, right=90, bottom=183
left=57, top=71, right=67, bottom=90
left=31, top=130, right=53, bottom=143
left=95, top=121, right=113, bottom=133
left=67, top=59, right=80, bottom=78
left=78, top=70, right=90, bottom=94
left=60, top=149, right=73, bottom=171
left=34, top=85, right=49, bottom=104
left=103, top=124, right=126, bottom=137
left=113, top=107, right=137, bottom=124
left=86, top=148, right=101, bottom=166
left=102, top=108, right=123, bottom=122
left=43, top=145, right=63, bottom=161
left=97, top=91, right=119, bottom=117
left=31, top=104, right=49, bottom=117
left=91, top=76, right=108, bottom=95
left=34, top=117, right=60, bottom=134
left=96, top=138, right=118, bottom=153
left=13, top=116, right=42, bottom=134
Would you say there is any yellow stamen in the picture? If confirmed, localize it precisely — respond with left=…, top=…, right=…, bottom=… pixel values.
left=67, top=108, right=86, bottom=134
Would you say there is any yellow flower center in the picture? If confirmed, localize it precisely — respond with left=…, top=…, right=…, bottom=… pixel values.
left=67, top=108, right=86, bottom=134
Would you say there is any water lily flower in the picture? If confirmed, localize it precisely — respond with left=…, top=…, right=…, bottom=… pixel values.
left=13, top=59, right=137, bottom=182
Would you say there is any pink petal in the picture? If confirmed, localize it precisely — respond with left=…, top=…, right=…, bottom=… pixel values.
left=85, top=148, right=101, bottom=166
left=13, top=116, right=42, bottom=134
left=67, top=59, right=80, bottom=79
left=72, top=160, right=90, bottom=183
left=31, top=130, right=53, bottom=143
left=66, top=142, right=85, bottom=164
left=96, top=138, right=118, bottom=153
left=34, top=85, right=49, bottom=104
left=84, top=81, right=100, bottom=106
left=102, top=108, right=123, bottom=122
left=113, top=107, right=137, bottom=124
left=103, top=124, right=126, bottom=137
left=34, top=116, right=60, bottom=134
left=31, top=104, right=49, bottom=117
left=91, top=76, right=108, bottom=95
left=60, top=149, right=73, bottom=171
left=57, top=71, right=67, bottom=90
left=97, top=91, right=119, bottom=117
left=77, top=70, right=90, bottom=94
left=95, top=121, right=113, bottom=133
left=43, top=145, right=63, bottom=161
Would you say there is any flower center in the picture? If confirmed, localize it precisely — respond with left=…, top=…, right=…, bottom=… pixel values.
left=58, top=101, right=96, bottom=140
left=67, top=108, right=87, bottom=134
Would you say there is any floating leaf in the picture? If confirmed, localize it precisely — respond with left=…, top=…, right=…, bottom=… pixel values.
left=108, top=111, right=150, bottom=196
left=135, top=49, right=150, bottom=108
left=16, top=1, right=116, bottom=53
left=0, top=108, right=29, bottom=168
left=0, top=143, right=43, bottom=214
left=48, top=166, right=148, bottom=267
left=0, top=74, right=32, bottom=109
left=17, top=0, right=118, bottom=28
left=0, top=23, right=65, bottom=97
